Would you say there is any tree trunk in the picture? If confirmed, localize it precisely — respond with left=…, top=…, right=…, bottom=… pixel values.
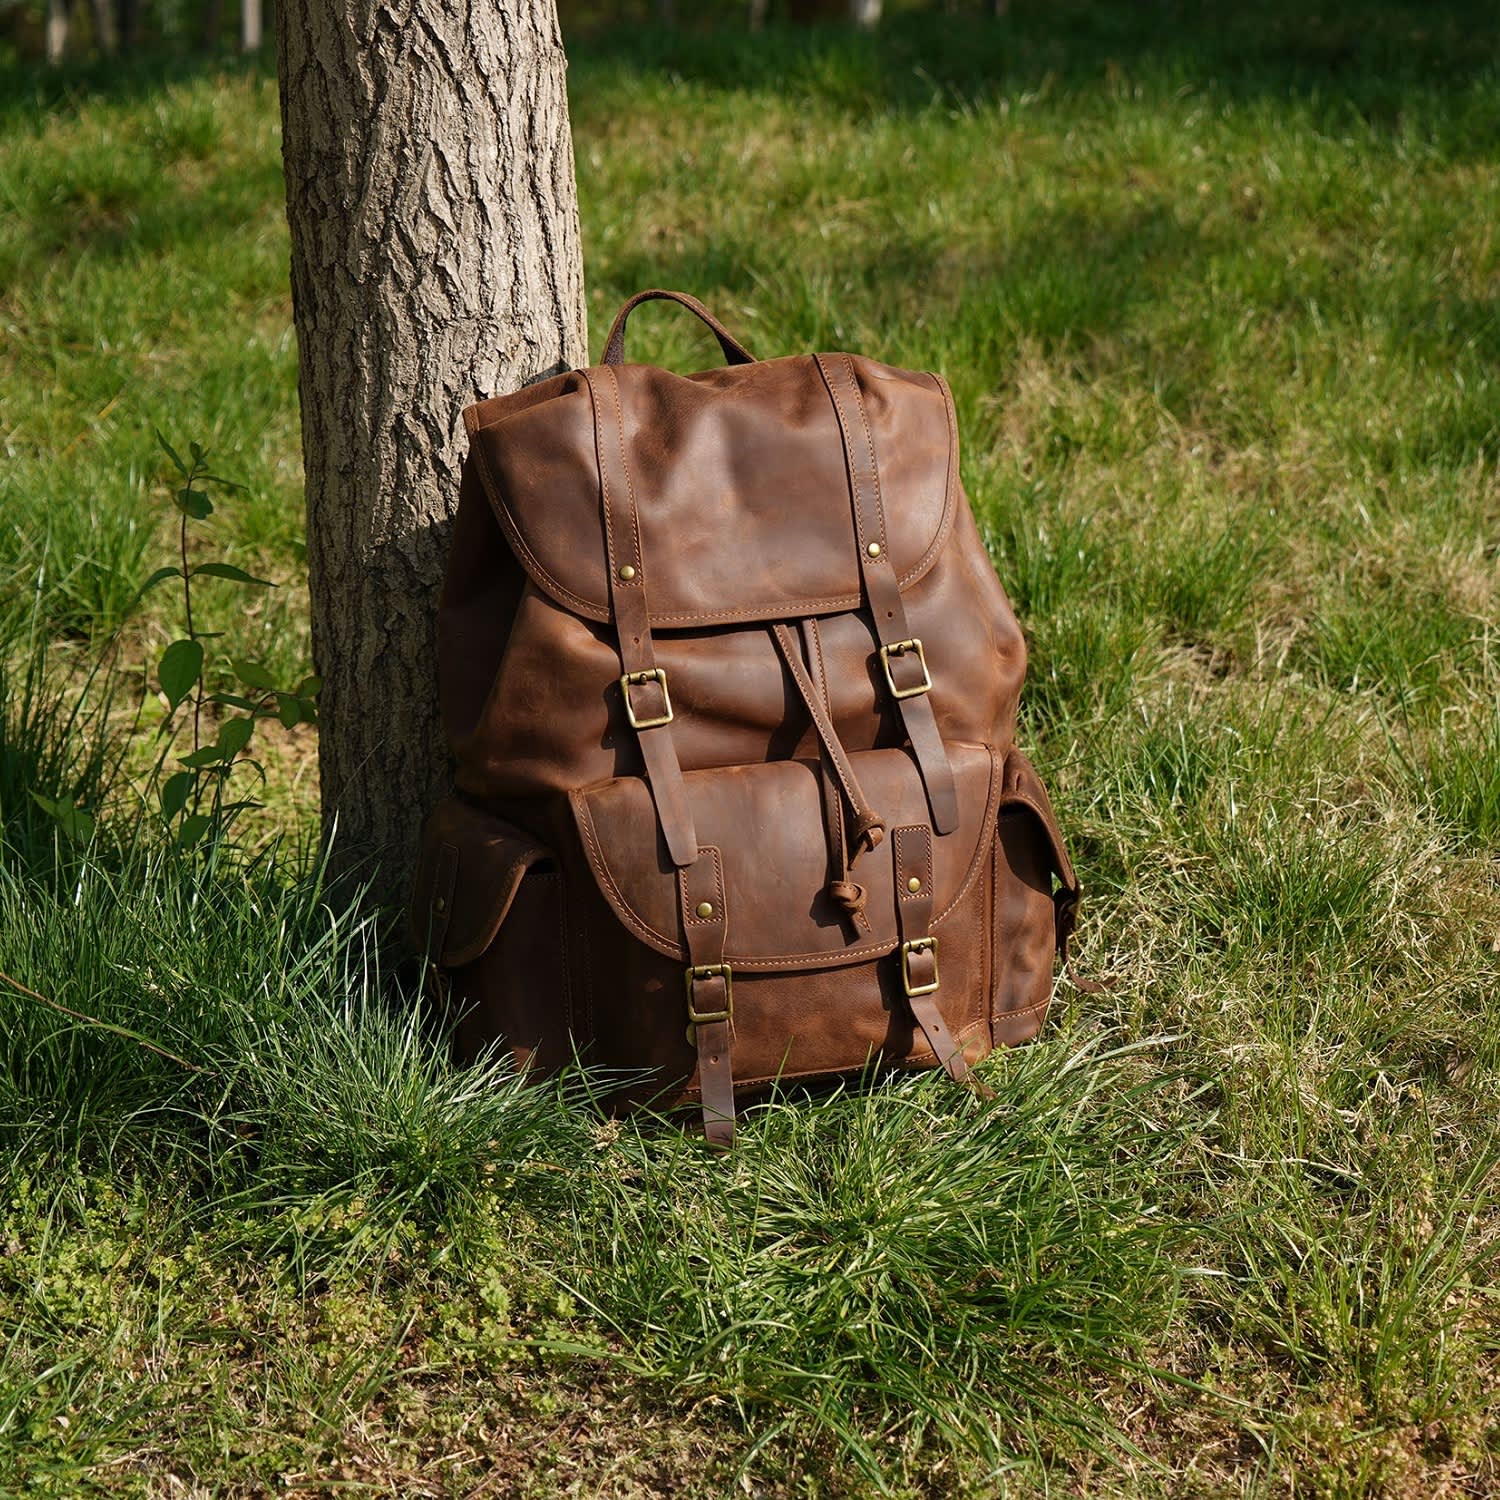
left=274, top=0, right=587, bottom=902
left=199, top=0, right=225, bottom=49
left=654, top=0, right=674, bottom=24
left=45, top=0, right=70, bottom=62
left=88, top=0, right=117, bottom=52
left=849, top=0, right=880, bottom=26
left=241, top=0, right=261, bottom=52
left=117, top=0, right=142, bottom=51
left=747, top=0, right=769, bottom=29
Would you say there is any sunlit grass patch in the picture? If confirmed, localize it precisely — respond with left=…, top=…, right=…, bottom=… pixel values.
left=3, top=3, right=1500, bottom=1490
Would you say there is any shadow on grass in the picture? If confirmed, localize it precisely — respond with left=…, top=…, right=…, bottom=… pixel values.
left=566, top=1, right=1500, bottom=151
left=7, top=1, right=1499, bottom=134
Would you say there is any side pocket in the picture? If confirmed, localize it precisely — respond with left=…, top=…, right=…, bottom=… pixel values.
left=410, top=797, right=571, bottom=1072
left=991, top=749, right=1079, bottom=1046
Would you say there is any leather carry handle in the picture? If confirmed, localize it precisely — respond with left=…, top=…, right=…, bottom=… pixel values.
left=602, top=289, right=757, bottom=368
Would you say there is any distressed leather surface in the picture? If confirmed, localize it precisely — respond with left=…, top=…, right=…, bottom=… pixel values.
left=414, top=289, right=1088, bottom=1138
left=569, top=744, right=999, bottom=969
left=463, top=355, right=954, bottom=628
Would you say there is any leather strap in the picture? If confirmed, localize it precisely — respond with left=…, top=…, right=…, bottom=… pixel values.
left=602, top=289, right=757, bottom=368
left=582, top=366, right=699, bottom=869
left=771, top=622, right=885, bottom=852
left=680, top=847, right=735, bottom=1148
left=800, top=618, right=869, bottom=936
left=893, top=824, right=969, bottom=1083
left=1055, top=883, right=1112, bottom=994
left=815, top=353, right=959, bottom=836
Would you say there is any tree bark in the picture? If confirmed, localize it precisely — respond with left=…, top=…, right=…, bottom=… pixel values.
left=274, top=0, right=587, bottom=902
left=45, top=0, right=70, bottom=62
left=241, top=0, right=262, bottom=52
left=849, top=0, right=880, bottom=26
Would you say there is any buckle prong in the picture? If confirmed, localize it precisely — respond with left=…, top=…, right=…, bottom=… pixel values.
left=879, top=638, right=932, bottom=700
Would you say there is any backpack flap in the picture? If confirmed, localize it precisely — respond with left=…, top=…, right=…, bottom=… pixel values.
left=462, top=356, right=957, bottom=630
left=996, top=747, right=1083, bottom=965
left=410, top=797, right=553, bottom=968
left=568, top=742, right=1000, bottom=970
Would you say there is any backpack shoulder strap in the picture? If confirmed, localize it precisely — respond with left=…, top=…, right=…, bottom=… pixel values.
left=815, top=353, right=959, bottom=835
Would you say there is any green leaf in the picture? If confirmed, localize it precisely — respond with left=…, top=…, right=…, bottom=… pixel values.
left=179, top=745, right=228, bottom=769
left=295, top=675, right=323, bottom=699
left=174, top=488, right=213, bottom=521
left=201, top=474, right=248, bottom=492
left=30, top=792, right=95, bottom=845
left=159, top=771, right=194, bottom=819
left=158, top=639, right=204, bottom=711
left=192, top=562, right=275, bottom=588
left=232, top=659, right=276, bottom=691
left=217, top=717, right=254, bottom=758
left=275, top=693, right=304, bottom=729
left=178, top=813, right=212, bottom=849
left=155, top=428, right=187, bottom=476
left=189, top=441, right=206, bottom=465
left=133, top=565, right=184, bottom=601
left=208, top=691, right=258, bottom=712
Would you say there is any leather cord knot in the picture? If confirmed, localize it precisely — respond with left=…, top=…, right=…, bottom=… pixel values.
left=827, top=880, right=867, bottom=920
left=851, top=813, right=886, bottom=856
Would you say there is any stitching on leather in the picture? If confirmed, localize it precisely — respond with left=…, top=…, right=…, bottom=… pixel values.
left=653, top=593, right=863, bottom=625
left=999, top=787, right=1075, bottom=888
left=932, top=746, right=1000, bottom=925
left=571, top=793, right=675, bottom=955
left=589, top=371, right=620, bottom=583
left=472, top=358, right=953, bottom=627
left=896, top=370, right=960, bottom=590
left=681, top=846, right=726, bottom=926
left=575, top=794, right=897, bottom=968
left=605, top=367, right=644, bottom=581
left=995, top=993, right=1054, bottom=1023
left=893, top=824, right=931, bottom=903
left=773, top=623, right=864, bottom=817
left=814, top=355, right=862, bottom=556
left=709, top=1018, right=988, bottom=1090
left=841, top=354, right=889, bottom=553
left=468, top=434, right=606, bottom=620
left=817, top=353, right=883, bottom=563
left=570, top=743, right=1000, bottom=966
left=807, top=615, right=829, bottom=706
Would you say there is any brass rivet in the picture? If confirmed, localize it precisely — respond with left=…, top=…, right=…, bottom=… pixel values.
left=434, top=896, right=447, bottom=912
left=617, top=564, right=636, bottom=581
left=696, top=901, right=714, bottom=918
left=866, top=542, right=882, bottom=558
left=907, top=876, right=922, bottom=893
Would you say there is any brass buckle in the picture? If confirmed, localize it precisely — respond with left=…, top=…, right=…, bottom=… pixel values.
left=879, top=638, right=932, bottom=700
left=901, top=937, right=940, bottom=997
left=684, top=962, right=733, bottom=1024
left=621, top=667, right=674, bottom=730
left=685, top=962, right=733, bottom=1045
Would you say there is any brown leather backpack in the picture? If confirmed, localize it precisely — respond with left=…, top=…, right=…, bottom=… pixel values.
left=411, top=289, right=1086, bottom=1146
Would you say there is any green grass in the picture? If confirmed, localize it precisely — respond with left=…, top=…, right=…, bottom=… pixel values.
left=3, top=2, right=1500, bottom=1492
